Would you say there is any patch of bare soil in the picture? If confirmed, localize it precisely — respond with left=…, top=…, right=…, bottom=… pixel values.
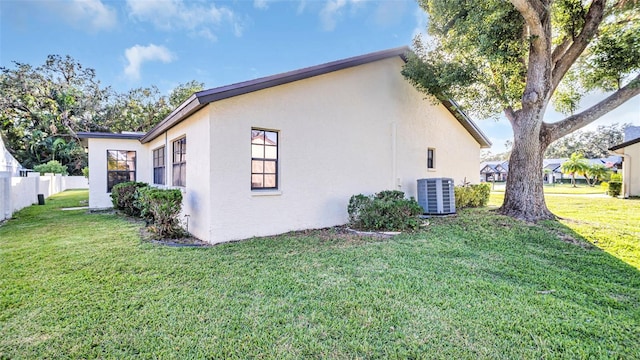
left=544, top=226, right=596, bottom=250
left=139, top=226, right=210, bottom=247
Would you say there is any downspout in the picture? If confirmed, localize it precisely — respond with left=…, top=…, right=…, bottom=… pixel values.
left=391, top=122, right=400, bottom=190
left=622, top=154, right=631, bottom=198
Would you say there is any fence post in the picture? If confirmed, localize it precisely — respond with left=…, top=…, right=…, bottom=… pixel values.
left=0, top=172, right=10, bottom=221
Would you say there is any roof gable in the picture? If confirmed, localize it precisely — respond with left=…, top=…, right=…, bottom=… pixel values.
left=139, top=47, right=491, bottom=148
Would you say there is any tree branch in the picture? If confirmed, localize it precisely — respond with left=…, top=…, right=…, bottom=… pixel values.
left=543, top=73, right=640, bottom=144
left=550, top=0, right=606, bottom=96
left=551, top=37, right=572, bottom=65
left=504, top=106, right=517, bottom=124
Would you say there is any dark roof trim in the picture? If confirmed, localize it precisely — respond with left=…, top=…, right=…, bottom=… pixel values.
left=609, top=136, right=640, bottom=151
left=77, top=132, right=144, bottom=140
left=441, top=99, right=492, bottom=148
left=140, top=46, right=410, bottom=143
left=139, top=46, right=492, bottom=149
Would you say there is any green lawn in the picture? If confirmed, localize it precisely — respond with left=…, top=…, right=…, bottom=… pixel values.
left=1, top=190, right=639, bottom=359
left=491, top=183, right=605, bottom=195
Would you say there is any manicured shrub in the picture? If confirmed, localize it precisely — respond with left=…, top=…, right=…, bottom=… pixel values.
left=348, top=190, right=423, bottom=231
left=608, top=181, right=622, bottom=197
left=144, top=188, right=186, bottom=238
left=600, top=181, right=609, bottom=193
left=82, top=167, right=89, bottom=179
left=455, top=183, right=491, bottom=209
left=33, top=160, right=68, bottom=175
left=110, top=182, right=149, bottom=216
left=608, top=173, right=622, bottom=197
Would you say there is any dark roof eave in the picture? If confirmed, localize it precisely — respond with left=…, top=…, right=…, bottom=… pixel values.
left=609, top=137, right=640, bottom=151
left=77, top=132, right=144, bottom=140
left=140, top=46, right=410, bottom=144
left=138, top=46, right=491, bottom=149
left=441, top=99, right=492, bottom=148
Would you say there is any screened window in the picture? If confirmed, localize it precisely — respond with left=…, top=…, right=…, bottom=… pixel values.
left=107, top=150, right=136, bottom=192
left=251, top=129, right=278, bottom=189
left=153, top=146, right=165, bottom=185
left=427, top=148, right=435, bottom=169
left=173, top=137, right=186, bottom=187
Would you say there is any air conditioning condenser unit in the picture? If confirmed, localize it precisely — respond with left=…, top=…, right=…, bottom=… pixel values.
left=417, top=178, right=456, bottom=215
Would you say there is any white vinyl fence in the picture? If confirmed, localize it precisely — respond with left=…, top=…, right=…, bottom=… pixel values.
left=0, top=172, right=89, bottom=221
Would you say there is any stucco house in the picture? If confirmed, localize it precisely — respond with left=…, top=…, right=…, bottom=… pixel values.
left=79, top=47, right=491, bottom=244
left=609, top=126, right=640, bottom=197
left=480, top=161, right=508, bottom=182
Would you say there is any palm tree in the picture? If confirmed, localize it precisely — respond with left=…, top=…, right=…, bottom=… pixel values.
left=586, top=164, right=611, bottom=187
left=561, top=153, right=589, bottom=187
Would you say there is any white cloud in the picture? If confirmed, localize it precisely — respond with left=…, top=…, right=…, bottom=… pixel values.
left=124, top=44, right=176, bottom=80
left=126, top=0, right=244, bottom=40
left=254, top=0, right=269, bottom=10
left=412, top=7, right=429, bottom=44
left=48, top=0, right=117, bottom=30
left=319, top=0, right=366, bottom=31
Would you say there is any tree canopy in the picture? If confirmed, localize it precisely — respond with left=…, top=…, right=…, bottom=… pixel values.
left=404, top=0, right=640, bottom=221
left=0, top=55, right=204, bottom=175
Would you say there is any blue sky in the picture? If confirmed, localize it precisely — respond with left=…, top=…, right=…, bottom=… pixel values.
left=1, top=0, right=638, bottom=153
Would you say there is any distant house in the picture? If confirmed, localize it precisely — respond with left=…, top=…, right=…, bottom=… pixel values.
left=542, top=159, right=564, bottom=184
left=480, top=161, right=508, bottom=182
left=609, top=126, right=640, bottom=197
left=482, top=156, right=622, bottom=185
left=79, top=47, right=491, bottom=244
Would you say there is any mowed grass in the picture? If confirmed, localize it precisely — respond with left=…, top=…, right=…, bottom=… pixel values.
left=491, top=183, right=604, bottom=194
left=490, top=192, right=640, bottom=269
left=1, top=190, right=639, bottom=359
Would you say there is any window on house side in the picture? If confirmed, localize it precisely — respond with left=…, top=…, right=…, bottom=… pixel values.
left=427, top=148, right=435, bottom=169
left=251, top=129, right=278, bottom=190
left=172, top=137, right=186, bottom=187
left=153, top=146, right=165, bottom=185
left=107, top=150, right=136, bottom=192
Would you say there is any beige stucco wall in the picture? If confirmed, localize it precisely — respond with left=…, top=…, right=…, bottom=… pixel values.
left=87, top=138, right=149, bottom=209
left=144, top=109, right=212, bottom=242
left=86, top=56, right=483, bottom=244
left=205, top=57, right=481, bottom=243
left=619, top=142, right=640, bottom=197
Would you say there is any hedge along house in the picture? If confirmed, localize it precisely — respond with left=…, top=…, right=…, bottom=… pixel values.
left=79, top=47, right=491, bottom=244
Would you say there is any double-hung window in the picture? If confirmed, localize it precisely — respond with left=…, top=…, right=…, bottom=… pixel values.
left=173, top=137, right=186, bottom=187
left=153, top=146, right=165, bottom=185
left=107, top=150, right=136, bottom=192
left=251, top=129, right=278, bottom=189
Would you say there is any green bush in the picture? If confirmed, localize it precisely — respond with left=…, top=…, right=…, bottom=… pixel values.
left=33, top=160, right=68, bottom=175
left=600, top=181, right=609, bottom=193
left=608, top=181, right=622, bottom=197
left=82, top=167, right=89, bottom=179
left=607, top=173, right=622, bottom=197
left=111, top=182, right=149, bottom=216
left=348, top=190, right=423, bottom=231
left=455, top=183, right=491, bottom=209
left=144, top=188, right=186, bottom=238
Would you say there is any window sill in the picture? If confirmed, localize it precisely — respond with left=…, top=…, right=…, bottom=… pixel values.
left=251, top=190, right=282, bottom=197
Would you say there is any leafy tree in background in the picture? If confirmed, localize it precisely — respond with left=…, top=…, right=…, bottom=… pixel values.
left=403, top=0, right=640, bottom=221
left=1, top=53, right=206, bottom=174
left=586, top=163, right=611, bottom=185
left=561, top=152, right=589, bottom=187
left=545, top=123, right=628, bottom=158
left=0, top=55, right=108, bottom=173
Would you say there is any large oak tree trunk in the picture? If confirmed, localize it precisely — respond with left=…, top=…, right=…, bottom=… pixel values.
left=498, top=114, right=555, bottom=221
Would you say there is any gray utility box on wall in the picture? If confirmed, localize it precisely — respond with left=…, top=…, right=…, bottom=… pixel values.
left=417, top=178, right=456, bottom=215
